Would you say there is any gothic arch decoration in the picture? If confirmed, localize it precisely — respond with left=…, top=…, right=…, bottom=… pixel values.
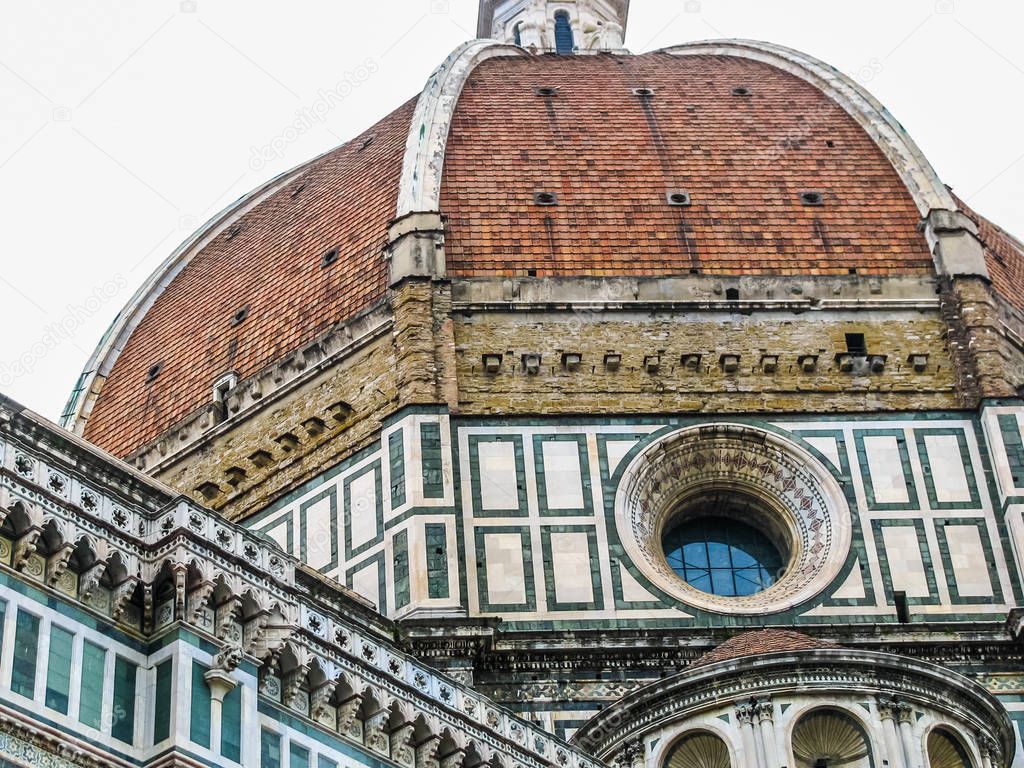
left=791, top=708, right=873, bottom=768
left=928, top=728, right=975, bottom=768
left=613, top=423, right=852, bottom=615
left=657, top=40, right=957, bottom=219
left=664, top=731, right=731, bottom=768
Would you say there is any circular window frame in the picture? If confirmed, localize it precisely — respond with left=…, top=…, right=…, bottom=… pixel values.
left=614, top=423, right=852, bottom=615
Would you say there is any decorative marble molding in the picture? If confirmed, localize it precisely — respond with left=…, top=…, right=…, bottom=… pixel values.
left=614, top=423, right=852, bottom=615
left=396, top=39, right=527, bottom=219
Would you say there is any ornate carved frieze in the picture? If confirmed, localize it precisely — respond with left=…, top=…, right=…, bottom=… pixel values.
left=0, top=399, right=601, bottom=768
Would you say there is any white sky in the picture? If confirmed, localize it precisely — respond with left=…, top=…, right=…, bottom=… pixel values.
left=1, top=0, right=1021, bottom=422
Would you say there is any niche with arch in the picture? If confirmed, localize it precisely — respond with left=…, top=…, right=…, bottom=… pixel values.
left=663, top=731, right=731, bottom=768
left=791, top=709, right=873, bottom=768
left=927, top=728, right=974, bottom=768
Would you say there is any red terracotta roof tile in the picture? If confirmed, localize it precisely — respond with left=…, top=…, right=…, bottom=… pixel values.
left=440, top=53, right=933, bottom=278
left=82, top=98, right=417, bottom=457
left=691, top=629, right=839, bottom=668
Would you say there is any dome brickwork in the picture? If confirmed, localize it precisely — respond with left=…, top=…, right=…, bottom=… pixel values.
left=441, top=53, right=933, bottom=277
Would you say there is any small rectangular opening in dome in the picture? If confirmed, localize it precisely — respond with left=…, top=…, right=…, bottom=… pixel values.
left=845, top=332, right=867, bottom=357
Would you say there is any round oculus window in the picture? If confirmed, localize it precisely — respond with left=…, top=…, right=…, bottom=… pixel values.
left=614, top=423, right=852, bottom=615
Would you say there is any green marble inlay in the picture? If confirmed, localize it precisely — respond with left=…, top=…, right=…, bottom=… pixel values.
left=421, top=422, right=445, bottom=499
left=254, top=511, right=294, bottom=556
left=299, top=486, right=338, bottom=574
left=934, top=517, right=1004, bottom=604
left=475, top=526, right=536, bottom=612
left=914, top=428, right=982, bottom=510
left=871, top=519, right=940, bottom=608
left=469, top=435, right=529, bottom=517
left=345, top=552, right=388, bottom=615
left=44, top=624, right=74, bottom=714
left=154, top=658, right=173, bottom=743
left=854, top=429, right=920, bottom=511
left=343, top=460, right=384, bottom=560
left=111, top=655, right=137, bottom=745
left=10, top=608, right=39, bottom=699
left=189, top=660, right=212, bottom=749
left=290, top=741, right=310, bottom=768
left=261, top=728, right=282, bottom=768
left=389, top=429, right=407, bottom=508
left=78, top=640, right=106, bottom=729
left=426, top=523, right=450, bottom=599
left=533, top=434, right=594, bottom=517
left=393, top=529, right=410, bottom=610
left=222, top=680, right=243, bottom=761
left=539, top=524, right=604, bottom=611
left=999, top=414, right=1024, bottom=489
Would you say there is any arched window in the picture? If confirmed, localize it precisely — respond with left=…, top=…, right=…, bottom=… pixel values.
left=792, top=709, right=873, bottom=768
left=927, top=729, right=974, bottom=768
left=513, top=21, right=523, bottom=47
left=664, top=732, right=730, bottom=768
left=554, top=11, right=574, bottom=54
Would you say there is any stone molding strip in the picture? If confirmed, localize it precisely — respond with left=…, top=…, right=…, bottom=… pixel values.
left=396, top=39, right=526, bottom=220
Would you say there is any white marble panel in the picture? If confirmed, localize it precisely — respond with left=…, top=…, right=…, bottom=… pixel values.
left=484, top=532, right=527, bottom=605
left=549, top=531, right=593, bottom=603
left=542, top=441, right=584, bottom=510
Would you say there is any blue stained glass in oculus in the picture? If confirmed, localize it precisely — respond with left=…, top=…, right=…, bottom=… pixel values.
left=663, top=516, right=784, bottom=597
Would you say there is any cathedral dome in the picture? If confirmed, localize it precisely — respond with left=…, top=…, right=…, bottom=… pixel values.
left=66, top=36, right=1023, bottom=463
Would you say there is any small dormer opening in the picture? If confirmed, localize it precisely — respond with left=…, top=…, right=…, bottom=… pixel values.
left=554, top=11, right=574, bottom=54
left=845, top=332, right=867, bottom=356
left=212, top=372, right=239, bottom=422
left=894, top=590, right=910, bottom=623
left=321, top=248, right=339, bottom=268
left=513, top=21, right=523, bottom=47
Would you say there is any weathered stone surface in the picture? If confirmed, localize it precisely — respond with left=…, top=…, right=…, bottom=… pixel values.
left=156, top=332, right=399, bottom=520
left=452, top=308, right=959, bottom=414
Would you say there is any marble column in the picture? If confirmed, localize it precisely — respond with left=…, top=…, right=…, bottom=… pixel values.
left=736, top=703, right=765, bottom=768
left=896, top=703, right=919, bottom=768
left=978, top=734, right=1000, bottom=768
left=755, top=699, right=779, bottom=768
left=877, top=697, right=906, bottom=768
